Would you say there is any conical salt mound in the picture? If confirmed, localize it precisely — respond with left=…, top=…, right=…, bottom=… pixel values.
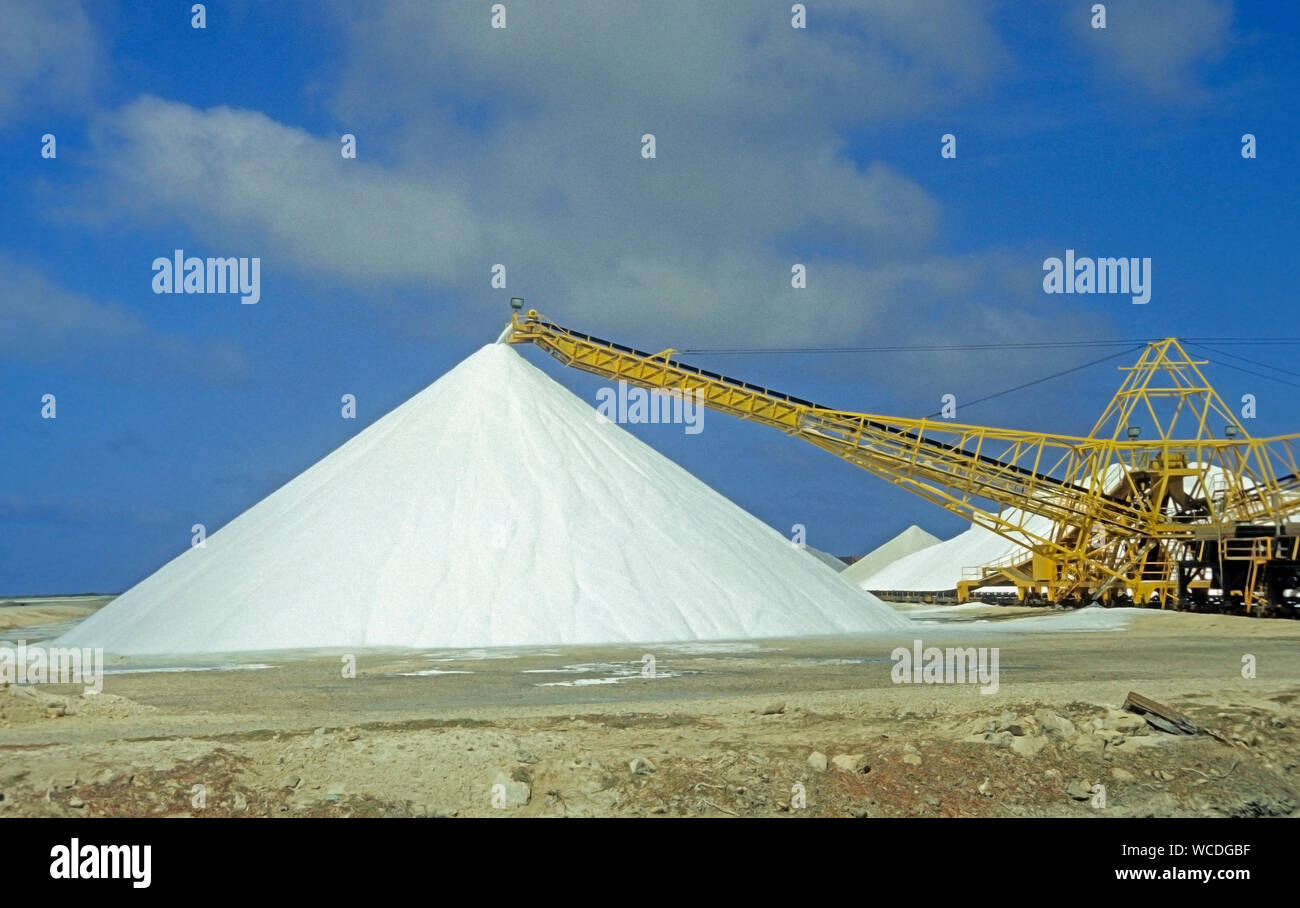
left=61, top=344, right=908, bottom=655
left=858, top=510, right=1053, bottom=592
left=842, top=525, right=941, bottom=587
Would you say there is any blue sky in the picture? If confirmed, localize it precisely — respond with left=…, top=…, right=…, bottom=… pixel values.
left=2, top=1, right=1298, bottom=594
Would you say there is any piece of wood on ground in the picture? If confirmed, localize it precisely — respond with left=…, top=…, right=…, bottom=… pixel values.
left=1121, top=691, right=1202, bottom=736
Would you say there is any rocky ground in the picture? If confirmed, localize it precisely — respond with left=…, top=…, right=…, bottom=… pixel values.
left=0, top=602, right=1297, bottom=818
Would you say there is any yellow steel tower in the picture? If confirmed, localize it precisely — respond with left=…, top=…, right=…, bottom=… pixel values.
left=502, top=308, right=1300, bottom=615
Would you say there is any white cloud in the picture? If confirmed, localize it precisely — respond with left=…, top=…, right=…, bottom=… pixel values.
left=0, top=254, right=250, bottom=383
left=331, top=1, right=1010, bottom=131
left=91, top=97, right=482, bottom=284
left=1065, top=0, right=1233, bottom=100
left=0, top=0, right=100, bottom=127
left=76, top=0, right=1114, bottom=362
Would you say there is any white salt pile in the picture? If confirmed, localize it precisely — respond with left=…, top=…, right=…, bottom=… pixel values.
left=841, top=525, right=940, bottom=587
left=61, top=344, right=908, bottom=655
left=861, top=461, right=1197, bottom=592
left=801, top=545, right=848, bottom=572
left=858, top=509, right=1053, bottom=592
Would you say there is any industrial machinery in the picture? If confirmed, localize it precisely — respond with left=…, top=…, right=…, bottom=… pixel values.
left=502, top=306, right=1300, bottom=616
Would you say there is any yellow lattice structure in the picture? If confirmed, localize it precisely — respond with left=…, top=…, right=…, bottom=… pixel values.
left=503, top=309, right=1300, bottom=615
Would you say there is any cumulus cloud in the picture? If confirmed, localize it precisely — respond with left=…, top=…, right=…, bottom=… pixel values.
left=331, top=1, right=1010, bottom=131
left=1064, top=0, right=1233, bottom=100
left=0, top=0, right=100, bottom=127
left=89, top=97, right=483, bottom=285
left=0, top=254, right=250, bottom=383
left=78, top=2, right=1026, bottom=348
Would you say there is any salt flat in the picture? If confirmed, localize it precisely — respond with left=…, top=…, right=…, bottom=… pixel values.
left=1, top=606, right=1297, bottom=818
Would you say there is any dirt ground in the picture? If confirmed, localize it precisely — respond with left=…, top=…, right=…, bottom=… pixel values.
left=1, top=599, right=1297, bottom=818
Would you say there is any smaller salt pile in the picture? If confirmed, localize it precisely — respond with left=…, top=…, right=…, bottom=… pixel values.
left=857, top=509, right=1052, bottom=592
left=801, top=545, right=848, bottom=572
left=842, top=525, right=940, bottom=587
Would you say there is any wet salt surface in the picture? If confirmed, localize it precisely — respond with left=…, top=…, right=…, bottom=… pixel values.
left=24, top=601, right=1147, bottom=679
left=0, top=619, right=87, bottom=645
left=890, top=602, right=1143, bottom=632
left=0, top=621, right=280, bottom=675
left=424, top=648, right=561, bottom=662
left=779, top=657, right=891, bottom=667
left=536, top=677, right=626, bottom=687
left=654, top=641, right=766, bottom=654
left=527, top=661, right=687, bottom=687
left=103, top=663, right=275, bottom=675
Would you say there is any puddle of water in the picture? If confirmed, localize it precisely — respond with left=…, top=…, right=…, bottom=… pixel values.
left=779, top=657, right=888, bottom=667
left=422, top=648, right=562, bottom=662
left=103, top=663, right=274, bottom=675
left=654, top=641, right=768, bottom=654
left=536, top=677, right=627, bottom=687
left=524, top=660, right=685, bottom=687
